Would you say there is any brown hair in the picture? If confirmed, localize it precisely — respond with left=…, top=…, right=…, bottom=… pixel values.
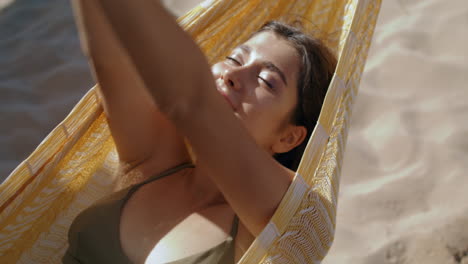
left=254, top=21, right=337, bottom=171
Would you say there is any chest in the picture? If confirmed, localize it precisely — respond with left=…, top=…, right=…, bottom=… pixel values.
left=119, top=180, right=236, bottom=263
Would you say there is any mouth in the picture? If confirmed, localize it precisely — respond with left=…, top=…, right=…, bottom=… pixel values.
left=216, top=85, right=237, bottom=111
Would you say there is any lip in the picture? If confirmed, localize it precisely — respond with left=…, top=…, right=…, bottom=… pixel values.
left=216, top=85, right=237, bottom=111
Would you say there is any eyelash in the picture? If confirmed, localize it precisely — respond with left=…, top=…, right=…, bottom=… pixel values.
left=225, top=56, right=274, bottom=89
left=258, top=76, right=273, bottom=89
left=226, top=56, right=240, bottom=65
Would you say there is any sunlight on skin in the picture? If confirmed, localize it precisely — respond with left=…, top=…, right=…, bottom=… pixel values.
left=145, top=213, right=229, bottom=263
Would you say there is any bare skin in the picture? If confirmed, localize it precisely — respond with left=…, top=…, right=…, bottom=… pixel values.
left=72, top=0, right=307, bottom=263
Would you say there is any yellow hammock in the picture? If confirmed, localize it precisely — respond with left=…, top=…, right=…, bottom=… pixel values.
left=0, top=0, right=381, bottom=263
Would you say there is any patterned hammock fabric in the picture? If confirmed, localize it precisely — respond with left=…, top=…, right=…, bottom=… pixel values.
left=0, top=0, right=381, bottom=263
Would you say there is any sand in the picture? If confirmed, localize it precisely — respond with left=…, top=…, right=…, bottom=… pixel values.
left=324, top=1, right=468, bottom=263
left=1, top=0, right=467, bottom=263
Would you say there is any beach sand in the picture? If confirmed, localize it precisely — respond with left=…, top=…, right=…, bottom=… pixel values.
left=324, top=1, right=468, bottom=263
left=1, top=0, right=467, bottom=263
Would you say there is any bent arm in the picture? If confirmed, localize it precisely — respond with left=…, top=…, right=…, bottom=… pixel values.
left=91, top=0, right=294, bottom=236
left=71, top=0, right=189, bottom=171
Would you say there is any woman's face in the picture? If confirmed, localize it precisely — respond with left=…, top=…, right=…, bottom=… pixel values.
left=211, top=31, right=302, bottom=153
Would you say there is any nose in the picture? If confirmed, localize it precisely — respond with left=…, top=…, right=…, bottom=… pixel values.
left=222, top=67, right=242, bottom=91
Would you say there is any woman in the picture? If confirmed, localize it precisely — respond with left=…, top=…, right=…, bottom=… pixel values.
left=64, top=0, right=336, bottom=263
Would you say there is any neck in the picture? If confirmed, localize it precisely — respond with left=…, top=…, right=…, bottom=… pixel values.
left=184, top=167, right=227, bottom=210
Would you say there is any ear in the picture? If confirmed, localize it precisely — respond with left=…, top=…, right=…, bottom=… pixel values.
left=271, top=125, right=307, bottom=154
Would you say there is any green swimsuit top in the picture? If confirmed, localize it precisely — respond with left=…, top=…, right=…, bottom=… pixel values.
left=63, top=163, right=239, bottom=264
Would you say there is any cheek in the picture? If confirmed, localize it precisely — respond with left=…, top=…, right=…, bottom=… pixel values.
left=243, top=100, right=282, bottom=131
left=237, top=100, right=286, bottom=148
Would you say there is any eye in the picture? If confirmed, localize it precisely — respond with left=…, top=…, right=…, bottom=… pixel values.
left=226, top=56, right=241, bottom=65
left=258, top=76, right=274, bottom=89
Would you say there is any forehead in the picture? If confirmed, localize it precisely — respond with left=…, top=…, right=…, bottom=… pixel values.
left=242, top=32, right=301, bottom=86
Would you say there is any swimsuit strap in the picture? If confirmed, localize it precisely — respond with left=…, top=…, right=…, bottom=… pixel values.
left=127, top=162, right=240, bottom=240
left=230, top=215, right=240, bottom=239
left=134, top=162, right=195, bottom=189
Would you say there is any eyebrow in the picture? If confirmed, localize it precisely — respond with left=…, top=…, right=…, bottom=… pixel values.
left=237, top=44, right=289, bottom=86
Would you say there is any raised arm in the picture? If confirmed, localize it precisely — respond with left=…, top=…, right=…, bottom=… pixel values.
left=71, top=0, right=189, bottom=173
left=91, top=0, right=294, bottom=236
